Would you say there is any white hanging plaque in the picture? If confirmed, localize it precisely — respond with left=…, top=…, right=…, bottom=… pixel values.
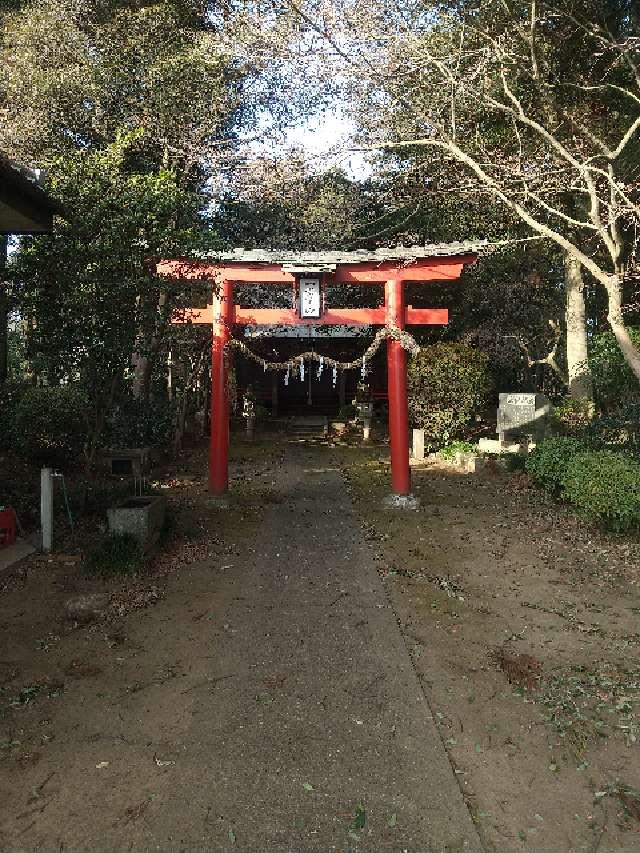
left=298, top=278, right=321, bottom=319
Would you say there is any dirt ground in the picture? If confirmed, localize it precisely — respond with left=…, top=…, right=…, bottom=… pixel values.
left=0, top=443, right=281, bottom=851
left=1, top=438, right=639, bottom=852
left=1, top=440, right=481, bottom=853
left=343, top=448, right=640, bottom=852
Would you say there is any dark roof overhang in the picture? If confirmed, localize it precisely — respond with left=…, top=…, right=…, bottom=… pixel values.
left=0, top=154, right=64, bottom=235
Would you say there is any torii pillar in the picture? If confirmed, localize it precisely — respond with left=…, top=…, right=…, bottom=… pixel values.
left=385, top=278, right=411, bottom=497
left=210, top=279, right=233, bottom=494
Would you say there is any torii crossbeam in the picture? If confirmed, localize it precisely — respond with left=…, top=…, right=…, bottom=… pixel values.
left=156, top=245, right=481, bottom=503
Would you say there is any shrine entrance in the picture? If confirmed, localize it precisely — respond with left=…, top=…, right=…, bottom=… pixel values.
left=157, top=246, right=480, bottom=502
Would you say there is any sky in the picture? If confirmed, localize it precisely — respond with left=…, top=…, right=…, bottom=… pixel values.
left=252, top=106, right=373, bottom=181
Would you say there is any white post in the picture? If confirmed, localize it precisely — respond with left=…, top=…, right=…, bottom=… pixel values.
left=412, top=429, right=425, bottom=461
left=40, top=468, right=53, bottom=552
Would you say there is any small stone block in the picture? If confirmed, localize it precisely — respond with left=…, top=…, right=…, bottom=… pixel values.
left=107, top=495, right=166, bottom=552
left=412, top=429, right=425, bottom=461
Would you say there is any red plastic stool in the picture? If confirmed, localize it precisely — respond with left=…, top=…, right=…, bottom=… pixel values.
left=0, top=507, right=17, bottom=549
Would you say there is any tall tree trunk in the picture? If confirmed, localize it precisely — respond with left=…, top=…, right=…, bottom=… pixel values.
left=605, top=274, right=640, bottom=381
left=131, top=352, right=149, bottom=398
left=564, top=253, right=593, bottom=401
left=173, top=350, right=204, bottom=453
left=132, top=290, right=170, bottom=400
left=0, top=236, right=8, bottom=384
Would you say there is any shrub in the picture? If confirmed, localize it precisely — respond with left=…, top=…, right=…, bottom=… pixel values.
left=548, top=398, right=640, bottom=458
left=584, top=402, right=640, bottom=459
left=84, top=532, right=144, bottom=577
left=590, top=327, right=640, bottom=412
left=337, top=403, right=358, bottom=421
left=505, top=453, right=527, bottom=473
left=440, top=440, right=476, bottom=460
left=407, top=342, right=491, bottom=447
left=551, top=398, right=594, bottom=435
left=563, top=451, right=640, bottom=532
left=14, top=384, right=88, bottom=466
left=0, top=382, right=28, bottom=451
left=101, top=395, right=175, bottom=448
left=525, top=436, right=586, bottom=492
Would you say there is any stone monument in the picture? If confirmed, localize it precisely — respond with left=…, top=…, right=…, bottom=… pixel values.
left=497, top=392, right=551, bottom=444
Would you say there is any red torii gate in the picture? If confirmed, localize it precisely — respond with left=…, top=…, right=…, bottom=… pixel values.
left=156, top=246, right=480, bottom=503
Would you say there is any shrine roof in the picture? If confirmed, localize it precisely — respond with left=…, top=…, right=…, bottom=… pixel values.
left=191, top=242, right=486, bottom=270
left=0, top=153, right=64, bottom=235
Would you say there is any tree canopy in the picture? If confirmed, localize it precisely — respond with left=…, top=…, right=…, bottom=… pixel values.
left=311, top=0, right=640, bottom=376
left=1, top=0, right=639, bottom=452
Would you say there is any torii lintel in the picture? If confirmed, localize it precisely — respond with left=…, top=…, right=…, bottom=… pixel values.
left=173, top=306, right=449, bottom=326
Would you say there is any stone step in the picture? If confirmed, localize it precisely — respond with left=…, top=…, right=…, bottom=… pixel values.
left=287, top=416, right=329, bottom=436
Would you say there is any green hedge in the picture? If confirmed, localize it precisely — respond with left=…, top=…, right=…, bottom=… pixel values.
left=584, top=402, right=640, bottom=459
left=551, top=396, right=640, bottom=459
left=525, top=437, right=586, bottom=492
left=563, top=451, right=640, bottom=532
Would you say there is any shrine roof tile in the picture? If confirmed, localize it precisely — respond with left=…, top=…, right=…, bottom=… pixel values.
left=191, top=242, right=486, bottom=266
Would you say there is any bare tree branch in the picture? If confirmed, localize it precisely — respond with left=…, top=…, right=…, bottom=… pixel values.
left=506, top=319, right=567, bottom=383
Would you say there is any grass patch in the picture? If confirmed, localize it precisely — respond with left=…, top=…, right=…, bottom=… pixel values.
left=440, top=440, right=476, bottom=460
left=595, top=783, right=640, bottom=825
left=10, top=680, right=64, bottom=707
left=538, top=663, right=640, bottom=761
left=84, top=532, right=144, bottom=577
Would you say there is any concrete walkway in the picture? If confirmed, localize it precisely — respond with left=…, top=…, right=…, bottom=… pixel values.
left=1, top=446, right=482, bottom=852
left=0, top=537, right=36, bottom=572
